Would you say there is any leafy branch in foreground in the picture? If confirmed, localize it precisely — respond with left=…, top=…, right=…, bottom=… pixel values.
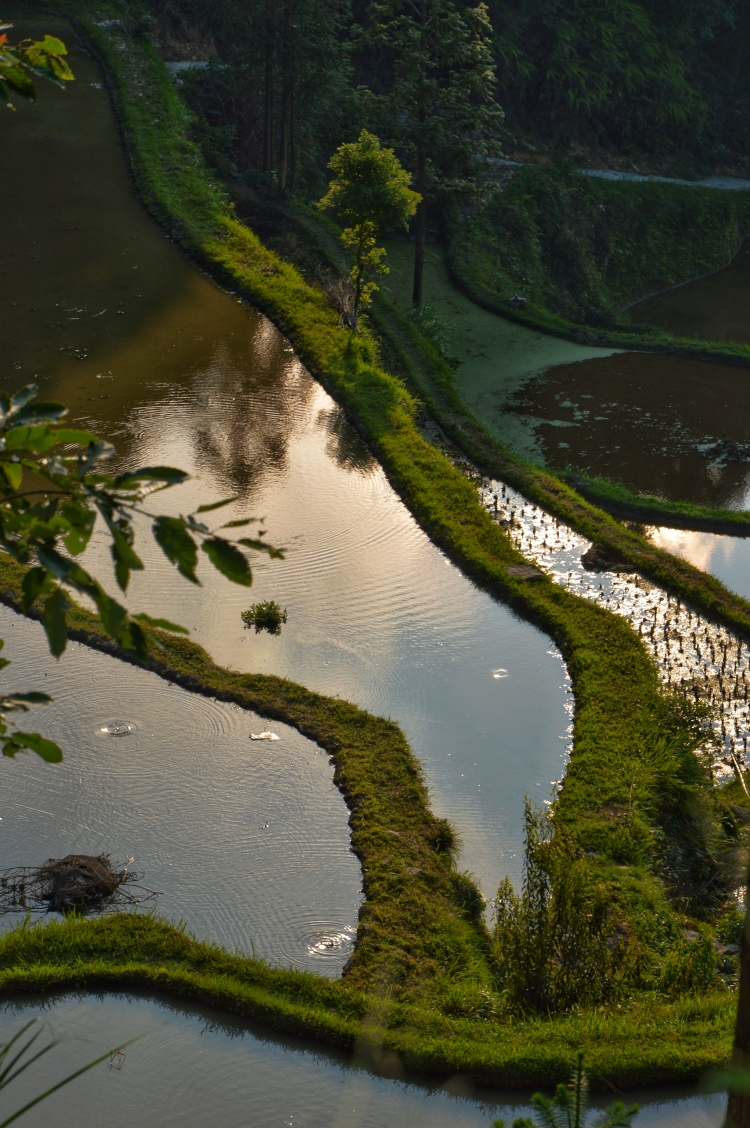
left=0, top=1018, right=140, bottom=1127
left=492, top=1053, right=639, bottom=1128
left=0, top=23, right=73, bottom=107
left=0, top=384, right=283, bottom=762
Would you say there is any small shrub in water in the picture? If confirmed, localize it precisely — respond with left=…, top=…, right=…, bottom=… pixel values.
left=241, top=601, right=288, bottom=635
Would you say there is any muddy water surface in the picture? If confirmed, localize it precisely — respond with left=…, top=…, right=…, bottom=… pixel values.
left=501, top=351, right=750, bottom=507
left=385, top=238, right=750, bottom=507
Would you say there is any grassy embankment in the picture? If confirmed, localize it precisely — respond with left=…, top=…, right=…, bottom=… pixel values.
left=0, top=0, right=744, bottom=1083
left=448, top=161, right=750, bottom=360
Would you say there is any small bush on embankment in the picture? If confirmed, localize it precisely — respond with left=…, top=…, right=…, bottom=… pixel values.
left=4, top=0, right=747, bottom=1082
left=447, top=161, right=750, bottom=356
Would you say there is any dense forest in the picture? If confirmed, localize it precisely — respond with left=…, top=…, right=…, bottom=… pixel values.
left=137, top=0, right=750, bottom=198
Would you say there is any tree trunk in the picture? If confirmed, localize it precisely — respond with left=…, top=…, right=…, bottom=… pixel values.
left=724, top=874, right=750, bottom=1127
left=411, top=135, right=427, bottom=306
left=279, top=0, right=292, bottom=191
left=263, top=0, right=275, bottom=178
left=289, top=91, right=296, bottom=192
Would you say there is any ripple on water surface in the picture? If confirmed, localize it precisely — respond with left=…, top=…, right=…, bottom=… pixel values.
left=0, top=609, right=361, bottom=975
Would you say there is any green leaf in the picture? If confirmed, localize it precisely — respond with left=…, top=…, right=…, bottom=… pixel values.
left=220, top=518, right=256, bottom=528
left=5, top=693, right=52, bottom=705
left=51, top=427, right=99, bottom=447
left=0, top=65, right=36, bottom=100
left=239, top=537, right=285, bottom=559
left=124, top=618, right=149, bottom=661
left=7, top=402, right=67, bottom=429
left=92, top=591, right=129, bottom=643
left=133, top=613, right=189, bottom=635
left=38, top=35, right=67, bottom=55
left=41, top=587, right=69, bottom=658
left=4, top=426, right=51, bottom=452
left=60, top=500, right=95, bottom=555
left=0, top=462, right=22, bottom=490
left=115, top=466, right=188, bottom=488
left=21, top=565, right=51, bottom=611
left=201, top=537, right=253, bottom=586
left=9, top=385, right=37, bottom=411
left=5, top=732, right=62, bottom=763
left=153, top=516, right=199, bottom=584
left=110, top=528, right=143, bottom=592
left=196, top=496, right=238, bottom=513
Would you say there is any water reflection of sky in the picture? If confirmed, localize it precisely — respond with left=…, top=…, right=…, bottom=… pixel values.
left=76, top=362, right=571, bottom=906
left=650, top=526, right=750, bottom=601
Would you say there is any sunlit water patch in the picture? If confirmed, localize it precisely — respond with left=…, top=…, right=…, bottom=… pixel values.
left=649, top=526, right=750, bottom=604
left=476, top=478, right=750, bottom=782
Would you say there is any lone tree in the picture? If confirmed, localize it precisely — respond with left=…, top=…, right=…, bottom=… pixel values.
left=318, top=129, right=419, bottom=328
left=362, top=0, right=502, bottom=305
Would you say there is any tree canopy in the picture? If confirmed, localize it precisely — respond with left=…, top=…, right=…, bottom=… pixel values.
left=318, top=129, right=419, bottom=325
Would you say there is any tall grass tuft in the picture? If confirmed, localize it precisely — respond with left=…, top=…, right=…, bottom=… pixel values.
left=492, top=802, right=633, bottom=1013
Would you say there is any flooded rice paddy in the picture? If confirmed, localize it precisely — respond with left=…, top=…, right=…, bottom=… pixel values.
left=0, top=19, right=742, bottom=1125
left=499, top=352, right=750, bottom=508
left=629, top=239, right=750, bottom=344
left=649, top=526, right=750, bottom=602
left=475, top=480, right=750, bottom=782
left=0, top=24, right=569, bottom=934
left=0, top=993, right=726, bottom=1128
left=0, top=607, right=360, bottom=973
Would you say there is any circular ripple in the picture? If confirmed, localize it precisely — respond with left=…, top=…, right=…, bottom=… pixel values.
left=96, top=720, right=137, bottom=737
left=304, top=927, right=356, bottom=959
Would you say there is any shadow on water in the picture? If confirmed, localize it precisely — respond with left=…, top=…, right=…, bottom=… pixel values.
left=630, top=239, right=750, bottom=344
left=0, top=992, right=727, bottom=1128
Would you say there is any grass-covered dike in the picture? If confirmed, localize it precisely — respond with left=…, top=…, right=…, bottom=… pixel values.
left=447, top=161, right=750, bottom=366
left=4, top=0, right=750, bottom=1086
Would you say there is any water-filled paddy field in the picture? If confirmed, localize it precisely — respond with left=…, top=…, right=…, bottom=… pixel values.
left=385, top=240, right=750, bottom=509
left=0, top=17, right=746, bottom=1125
left=0, top=993, right=726, bottom=1128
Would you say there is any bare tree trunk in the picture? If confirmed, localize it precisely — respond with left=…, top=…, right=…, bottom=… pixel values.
left=411, top=127, right=426, bottom=306
left=724, top=871, right=750, bottom=1127
left=263, top=0, right=275, bottom=178
left=279, top=0, right=292, bottom=192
